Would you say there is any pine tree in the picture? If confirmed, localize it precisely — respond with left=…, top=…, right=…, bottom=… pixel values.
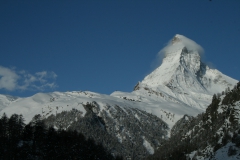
left=0, top=113, right=9, bottom=159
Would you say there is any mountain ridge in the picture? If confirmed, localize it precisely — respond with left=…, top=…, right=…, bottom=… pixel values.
left=1, top=34, right=237, bottom=129
left=0, top=34, right=238, bottom=159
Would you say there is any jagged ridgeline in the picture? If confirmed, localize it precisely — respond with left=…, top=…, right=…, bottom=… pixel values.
left=147, top=82, right=240, bottom=160
left=42, top=102, right=168, bottom=159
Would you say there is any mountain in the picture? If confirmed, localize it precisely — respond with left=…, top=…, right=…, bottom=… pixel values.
left=111, top=34, right=237, bottom=127
left=141, top=34, right=236, bottom=98
left=0, top=34, right=238, bottom=159
left=148, top=82, right=240, bottom=160
left=0, top=91, right=168, bottom=158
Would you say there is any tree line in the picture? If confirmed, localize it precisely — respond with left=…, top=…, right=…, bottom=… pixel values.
left=0, top=113, right=121, bottom=160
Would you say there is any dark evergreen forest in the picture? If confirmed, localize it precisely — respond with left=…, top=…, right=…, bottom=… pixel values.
left=0, top=113, right=121, bottom=160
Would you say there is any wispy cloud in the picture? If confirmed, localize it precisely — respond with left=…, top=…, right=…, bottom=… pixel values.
left=0, top=66, right=57, bottom=91
left=151, top=34, right=205, bottom=70
left=0, top=66, right=19, bottom=91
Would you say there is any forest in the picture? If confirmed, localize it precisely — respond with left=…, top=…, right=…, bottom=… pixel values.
left=0, top=113, right=121, bottom=160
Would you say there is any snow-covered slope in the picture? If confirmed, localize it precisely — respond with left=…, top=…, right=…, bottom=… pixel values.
left=176, top=82, right=240, bottom=160
left=0, top=94, right=18, bottom=110
left=148, top=82, right=240, bottom=159
left=0, top=91, right=168, bottom=126
left=0, top=91, right=168, bottom=157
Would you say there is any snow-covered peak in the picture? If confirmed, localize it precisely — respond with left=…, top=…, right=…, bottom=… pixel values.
left=143, top=34, right=205, bottom=89
left=142, top=34, right=236, bottom=91
left=137, top=34, right=238, bottom=109
left=141, top=38, right=204, bottom=91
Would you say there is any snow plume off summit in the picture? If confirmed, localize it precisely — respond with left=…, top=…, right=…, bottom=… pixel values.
left=155, top=34, right=204, bottom=66
left=161, top=34, right=204, bottom=56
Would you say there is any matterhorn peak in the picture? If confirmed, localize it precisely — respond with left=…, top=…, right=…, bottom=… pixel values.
left=140, top=34, right=237, bottom=104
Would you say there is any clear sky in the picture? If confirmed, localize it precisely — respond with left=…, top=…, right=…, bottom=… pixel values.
left=0, top=0, right=240, bottom=97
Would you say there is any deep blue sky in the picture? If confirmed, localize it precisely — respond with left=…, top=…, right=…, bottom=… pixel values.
left=0, top=0, right=240, bottom=97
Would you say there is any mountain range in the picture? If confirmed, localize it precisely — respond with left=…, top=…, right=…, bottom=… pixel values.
left=0, top=34, right=238, bottom=159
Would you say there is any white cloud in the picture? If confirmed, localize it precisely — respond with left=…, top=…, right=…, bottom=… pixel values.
left=0, top=65, right=57, bottom=91
left=160, top=34, right=204, bottom=56
left=0, top=66, right=19, bottom=91
left=35, top=71, right=57, bottom=83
